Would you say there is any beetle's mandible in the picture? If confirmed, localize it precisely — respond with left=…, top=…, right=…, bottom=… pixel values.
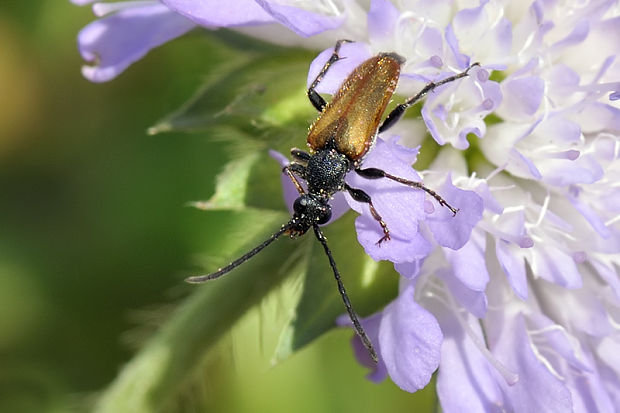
left=188, top=40, right=479, bottom=363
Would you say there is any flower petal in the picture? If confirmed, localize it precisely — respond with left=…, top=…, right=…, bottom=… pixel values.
left=346, top=137, right=430, bottom=263
left=491, top=314, right=573, bottom=411
left=255, top=0, right=345, bottom=37
left=161, top=0, right=275, bottom=26
left=531, top=245, right=583, bottom=289
left=354, top=214, right=431, bottom=263
left=394, top=260, right=423, bottom=280
left=338, top=312, right=388, bottom=383
left=367, top=0, right=400, bottom=45
left=438, top=268, right=488, bottom=318
left=444, top=230, right=489, bottom=291
left=77, top=3, right=195, bottom=82
left=422, top=65, right=502, bottom=149
left=379, top=283, right=442, bottom=392
left=436, top=307, right=505, bottom=411
left=495, top=240, right=528, bottom=300
left=426, top=176, right=483, bottom=250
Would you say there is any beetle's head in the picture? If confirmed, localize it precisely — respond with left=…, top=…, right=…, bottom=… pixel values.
left=288, top=194, right=332, bottom=236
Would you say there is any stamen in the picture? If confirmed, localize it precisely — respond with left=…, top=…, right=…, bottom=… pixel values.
left=460, top=313, right=519, bottom=386
left=528, top=340, right=565, bottom=381
left=604, top=214, right=620, bottom=227
left=444, top=292, right=519, bottom=386
left=497, top=205, right=526, bottom=215
left=488, top=184, right=517, bottom=192
left=527, top=324, right=590, bottom=380
left=607, top=312, right=620, bottom=331
left=422, top=277, right=453, bottom=309
left=545, top=225, right=577, bottom=242
left=533, top=193, right=551, bottom=228
left=485, top=164, right=507, bottom=181
left=322, top=0, right=340, bottom=15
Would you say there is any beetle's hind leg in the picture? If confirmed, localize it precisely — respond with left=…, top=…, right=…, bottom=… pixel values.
left=378, top=62, right=480, bottom=133
left=307, top=39, right=353, bottom=112
left=345, top=184, right=391, bottom=244
left=356, top=168, right=459, bottom=216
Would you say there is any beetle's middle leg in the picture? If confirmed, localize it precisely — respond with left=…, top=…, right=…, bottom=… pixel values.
left=355, top=168, right=459, bottom=216
left=378, top=62, right=480, bottom=133
left=307, top=39, right=353, bottom=112
left=344, top=184, right=391, bottom=244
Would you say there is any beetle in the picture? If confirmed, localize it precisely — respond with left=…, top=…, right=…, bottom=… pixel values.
left=187, top=40, right=479, bottom=362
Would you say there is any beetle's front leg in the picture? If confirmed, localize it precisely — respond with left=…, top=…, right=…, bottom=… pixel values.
left=290, top=148, right=311, bottom=165
left=307, top=39, right=353, bottom=112
left=378, top=62, right=480, bottom=133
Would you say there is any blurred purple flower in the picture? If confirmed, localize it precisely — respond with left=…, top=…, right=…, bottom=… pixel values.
left=73, top=1, right=195, bottom=82
left=72, top=0, right=365, bottom=82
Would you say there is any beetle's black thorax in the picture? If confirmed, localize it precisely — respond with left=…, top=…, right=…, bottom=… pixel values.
left=306, top=148, right=350, bottom=198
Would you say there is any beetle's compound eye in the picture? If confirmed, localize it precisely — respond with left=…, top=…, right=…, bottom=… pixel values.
left=293, top=195, right=331, bottom=225
left=293, top=195, right=309, bottom=215
left=316, top=206, right=332, bottom=225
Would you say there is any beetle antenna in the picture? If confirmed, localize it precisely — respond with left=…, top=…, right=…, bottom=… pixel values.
left=186, top=223, right=292, bottom=283
left=312, top=224, right=378, bottom=363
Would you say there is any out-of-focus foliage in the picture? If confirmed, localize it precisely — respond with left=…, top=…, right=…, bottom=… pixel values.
left=0, top=3, right=435, bottom=412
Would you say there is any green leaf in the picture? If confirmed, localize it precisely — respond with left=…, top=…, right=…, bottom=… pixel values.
left=188, top=151, right=261, bottom=211
left=149, top=48, right=316, bottom=136
left=274, top=212, right=400, bottom=362
left=189, top=146, right=297, bottom=214
left=94, top=208, right=296, bottom=413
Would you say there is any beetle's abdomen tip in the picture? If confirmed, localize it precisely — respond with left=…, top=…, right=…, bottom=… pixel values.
left=379, top=52, right=406, bottom=65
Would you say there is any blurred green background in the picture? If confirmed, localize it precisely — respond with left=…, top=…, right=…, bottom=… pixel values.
left=0, top=3, right=435, bottom=412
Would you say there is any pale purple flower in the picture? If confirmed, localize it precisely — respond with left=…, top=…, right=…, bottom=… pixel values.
left=266, top=1, right=620, bottom=411
left=76, top=0, right=620, bottom=411
left=320, top=2, right=620, bottom=411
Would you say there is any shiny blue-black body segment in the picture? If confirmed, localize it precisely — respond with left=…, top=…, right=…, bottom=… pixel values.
left=305, top=148, right=350, bottom=196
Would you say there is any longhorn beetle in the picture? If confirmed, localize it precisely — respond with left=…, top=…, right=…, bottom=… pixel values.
left=187, top=40, right=479, bottom=363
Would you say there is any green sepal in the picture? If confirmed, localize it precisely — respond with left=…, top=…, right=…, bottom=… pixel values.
left=149, top=47, right=316, bottom=136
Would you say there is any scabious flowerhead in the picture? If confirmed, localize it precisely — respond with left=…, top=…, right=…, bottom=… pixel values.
left=317, top=1, right=620, bottom=411
left=273, top=1, right=620, bottom=410
left=75, top=0, right=620, bottom=411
